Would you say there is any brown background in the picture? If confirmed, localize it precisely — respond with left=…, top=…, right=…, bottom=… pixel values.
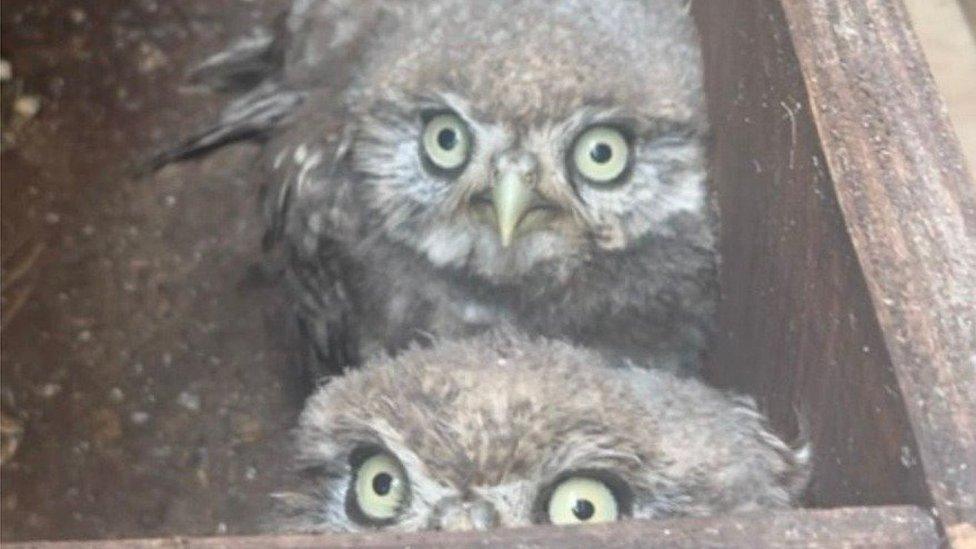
left=1, top=0, right=304, bottom=541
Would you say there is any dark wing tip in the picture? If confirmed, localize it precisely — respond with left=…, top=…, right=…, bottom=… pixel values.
left=143, top=85, right=304, bottom=173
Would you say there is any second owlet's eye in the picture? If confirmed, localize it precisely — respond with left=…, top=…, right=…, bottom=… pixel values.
left=572, top=126, right=630, bottom=185
left=547, top=476, right=620, bottom=525
left=421, top=112, right=471, bottom=172
left=352, top=452, right=408, bottom=522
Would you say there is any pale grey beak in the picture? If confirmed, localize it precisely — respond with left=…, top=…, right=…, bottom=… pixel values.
left=491, top=170, right=536, bottom=248
left=431, top=498, right=499, bottom=532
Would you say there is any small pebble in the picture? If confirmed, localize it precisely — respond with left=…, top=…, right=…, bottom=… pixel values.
left=13, top=96, right=41, bottom=119
left=0, top=59, right=11, bottom=82
left=90, top=409, right=122, bottom=444
left=244, top=466, right=257, bottom=481
left=130, top=411, right=150, bottom=425
left=44, top=212, right=61, bottom=225
left=69, top=8, right=87, bottom=24
left=81, top=225, right=95, bottom=236
left=234, top=416, right=263, bottom=444
left=108, top=387, right=124, bottom=403
left=137, top=42, right=168, bottom=73
left=177, top=391, right=200, bottom=412
left=77, top=330, right=92, bottom=342
left=40, top=383, right=62, bottom=399
left=164, top=195, right=176, bottom=207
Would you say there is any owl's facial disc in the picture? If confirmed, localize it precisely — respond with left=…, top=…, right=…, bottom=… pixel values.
left=370, top=99, right=703, bottom=278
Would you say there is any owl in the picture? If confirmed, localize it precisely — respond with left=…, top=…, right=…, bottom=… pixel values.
left=163, top=0, right=717, bottom=377
left=270, top=331, right=808, bottom=533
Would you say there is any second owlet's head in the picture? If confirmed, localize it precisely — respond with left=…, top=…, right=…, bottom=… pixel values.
left=272, top=332, right=809, bottom=533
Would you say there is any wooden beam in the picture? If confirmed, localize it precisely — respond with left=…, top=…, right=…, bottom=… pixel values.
left=694, top=0, right=933, bottom=513
left=961, top=0, right=976, bottom=35
left=780, top=0, right=976, bottom=538
left=6, top=506, right=940, bottom=549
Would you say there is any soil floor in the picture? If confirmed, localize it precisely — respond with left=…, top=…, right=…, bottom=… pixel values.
left=1, top=1, right=308, bottom=541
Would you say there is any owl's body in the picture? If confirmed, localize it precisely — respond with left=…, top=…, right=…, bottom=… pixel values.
left=172, top=0, right=717, bottom=375
left=273, top=331, right=807, bottom=533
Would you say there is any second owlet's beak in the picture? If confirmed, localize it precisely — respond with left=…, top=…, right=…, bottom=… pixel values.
left=491, top=170, right=536, bottom=247
left=431, top=497, right=499, bottom=531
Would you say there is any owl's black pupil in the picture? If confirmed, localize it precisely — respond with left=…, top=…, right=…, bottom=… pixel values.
left=572, top=499, right=596, bottom=521
left=372, top=473, right=393, bottom=496
left=590, top=143, right=613, bottom=164
left=437, top=128, right=458, bottom=151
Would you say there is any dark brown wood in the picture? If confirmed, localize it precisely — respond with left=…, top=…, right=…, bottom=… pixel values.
left=960, top=0, right=976, bottom=35
left=781, top=0, right=976, bottom=538
left=693, top=0, right=932, bottom=513
left=695, top=0, right=976, bottom=544
left=6, top=506, right=941, bottom=549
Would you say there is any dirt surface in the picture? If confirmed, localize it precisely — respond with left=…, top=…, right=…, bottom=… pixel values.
left=0, top=1, right=306, bottom=541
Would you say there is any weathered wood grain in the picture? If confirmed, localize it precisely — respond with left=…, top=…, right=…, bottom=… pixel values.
left=694, top=0, right=932, bottom=512
left=6, top=506, right=940, bottom=549
left=781, top=0, right=976, bottom=536
left=960, top=0, right=976, bottom=35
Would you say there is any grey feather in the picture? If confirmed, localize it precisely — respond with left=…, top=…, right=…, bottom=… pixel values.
left=270, top=331, right=810, bottom=533
left=149, top=83, right=304, bottom=169
left=187, top=26, right=280, bottom=92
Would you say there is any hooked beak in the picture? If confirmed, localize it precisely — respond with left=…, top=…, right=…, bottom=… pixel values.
left=491, top=170, right=536, bottom=248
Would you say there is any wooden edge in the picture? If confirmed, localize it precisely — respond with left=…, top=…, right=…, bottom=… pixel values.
left=960, top=0, right=976, bottom=35
left=779, top=0, right=976, bottom=537
left=694, top=0, right=936, bottom=510
left=5, top=506, right=940, bottom=548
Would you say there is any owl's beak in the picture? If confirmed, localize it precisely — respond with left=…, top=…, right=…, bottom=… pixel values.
left=431, top=498, right=499, bottom=531
left=491, top=170, right=535, bottom=248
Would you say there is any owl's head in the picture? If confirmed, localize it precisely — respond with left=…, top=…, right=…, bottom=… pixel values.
left=297, top=0, right=709, bottom=282
left=272, top=332, right=809, bottom=533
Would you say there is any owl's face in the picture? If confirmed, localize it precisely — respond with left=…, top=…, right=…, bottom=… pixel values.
left=274, top=333, right=808, bottom=533
left=338, top=0, right=708, bottom=282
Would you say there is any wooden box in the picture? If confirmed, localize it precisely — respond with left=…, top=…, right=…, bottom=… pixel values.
left=8, top=0, right=976, bottom=547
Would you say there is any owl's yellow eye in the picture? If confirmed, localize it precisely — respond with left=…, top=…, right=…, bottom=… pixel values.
left=547, top=477, right=620, bottom=525
left=422, top=113, right=471, bottom=171
left=353, top=453, right=408, bottom=522
left=572, top=126, right=630, bottom=184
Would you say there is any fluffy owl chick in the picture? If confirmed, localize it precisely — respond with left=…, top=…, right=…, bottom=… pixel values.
left=167, top=0, right=718, bottom=377
left=271, top=332, right=808, bottom=533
